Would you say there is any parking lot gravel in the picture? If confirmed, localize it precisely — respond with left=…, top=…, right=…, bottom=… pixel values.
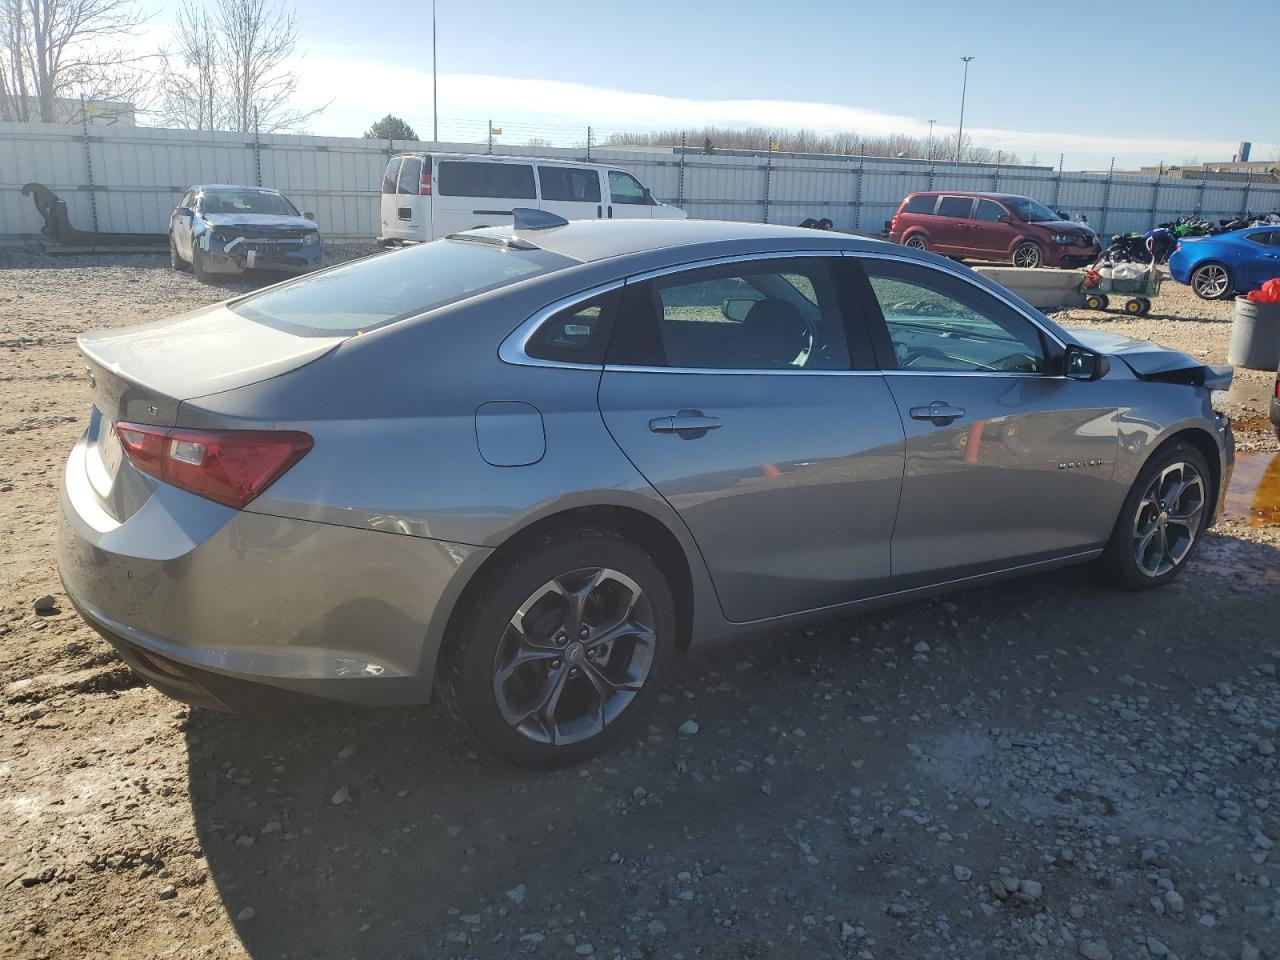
left=1, top=247, right=1277, bottom=960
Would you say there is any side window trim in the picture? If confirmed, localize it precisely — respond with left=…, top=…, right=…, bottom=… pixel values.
left=846, top=251, right=1066, bottom=376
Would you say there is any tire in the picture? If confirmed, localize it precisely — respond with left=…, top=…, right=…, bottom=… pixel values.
left=442, top=528, right=676, bottom=767
left=1012, top=241, right=1042, bottom=268
left=169, top=234, right=188, bottom=272
left=1101, top=440, right=1211, bottom=590
left=1190, top=262, right=1233, bottom=300
left=1124, top=298, right=1143, bottom=315
left=1138, top=298, right=1152, bottom=315
left=904, top=234, right=928, bottom=251
left=1084, top=293, right=1105, bottom=311
left=191, top=244, right=209, bottom=283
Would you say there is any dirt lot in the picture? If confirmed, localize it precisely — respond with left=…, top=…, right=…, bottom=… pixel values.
left=1, top=248, right=1278, bottom=960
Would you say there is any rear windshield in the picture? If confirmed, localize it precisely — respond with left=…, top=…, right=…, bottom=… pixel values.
left=231, top=239, right=573, bottom=335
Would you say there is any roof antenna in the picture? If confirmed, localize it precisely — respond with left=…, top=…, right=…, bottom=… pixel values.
left=512, top=207, right=569, bottom=231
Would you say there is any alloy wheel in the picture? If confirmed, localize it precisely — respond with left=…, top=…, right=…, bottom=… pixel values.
left=1191, top=264, right=1229, bottom=299
left=1013, top=243, right=1041, bottom=268
left=1132, top=461, right=1205, bottom=578
left=905, top=236, right=927, bottom=250
left=492, top=567, right=656, bottom=746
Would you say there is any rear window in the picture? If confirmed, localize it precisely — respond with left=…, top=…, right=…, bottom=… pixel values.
left=231, top=239, right=571, bottom=335
left=936, top=196, right=974, bottom=219
left=437, top=160, right=536, bottom=199
left=903, top=195, right=936, bottom=215
left=396, top=157, right=422, bottom=195
left=381, top=158, right=401, bottom=195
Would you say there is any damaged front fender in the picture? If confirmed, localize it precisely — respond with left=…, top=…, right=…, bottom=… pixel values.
left=1065, top=327, right=1233, bottom=391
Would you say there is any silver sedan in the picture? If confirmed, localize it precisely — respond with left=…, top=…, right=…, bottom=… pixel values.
left=59, top=216, right=1235, bottom=765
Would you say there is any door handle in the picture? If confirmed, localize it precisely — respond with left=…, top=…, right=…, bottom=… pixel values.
left=649, top=411, right=722, bottom=437
left=909, top=401, right=966, bottom=425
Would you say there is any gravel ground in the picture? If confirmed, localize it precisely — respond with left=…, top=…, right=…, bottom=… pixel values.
left=1, top=248, right=1277, bottom=960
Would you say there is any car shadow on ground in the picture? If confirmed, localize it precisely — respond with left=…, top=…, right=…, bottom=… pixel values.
left=184, top=537, right=1280, bottom=960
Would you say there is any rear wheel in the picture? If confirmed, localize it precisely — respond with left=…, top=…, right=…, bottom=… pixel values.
left=1101, top=441, right=1210, bottom=590
left=1124, top=298, right=1144, bottom=315
left=904, top=234, right=928, bottom=251
left=443, top=529, right=675, bottom=767
left=1084, top=293, right=1108, bottom=311
left=1012, top=241, right=1042, bottom=268
left=1190, top=262, right=1232, bottom=300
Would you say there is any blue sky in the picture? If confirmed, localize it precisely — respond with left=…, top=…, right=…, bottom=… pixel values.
left=139, top=0, right=1276, bottom=169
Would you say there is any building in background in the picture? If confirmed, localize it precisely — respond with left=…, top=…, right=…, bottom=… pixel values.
left=0, top=97, right=135, bottom=126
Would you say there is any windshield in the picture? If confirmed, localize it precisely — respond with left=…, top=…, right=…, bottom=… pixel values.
left=231, top=238, right=573, bottom=335
left=1006, top=197, right=1061, bottom=223
left=201, top=190, right=299, bottom=217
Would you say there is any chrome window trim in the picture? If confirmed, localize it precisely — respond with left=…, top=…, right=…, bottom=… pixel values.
left=499, top=246, right=1069, bottom=375
left=498, top=280, right=624, bottom=370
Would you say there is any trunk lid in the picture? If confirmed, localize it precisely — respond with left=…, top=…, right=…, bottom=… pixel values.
left=75, top=303, right=344, bottom=522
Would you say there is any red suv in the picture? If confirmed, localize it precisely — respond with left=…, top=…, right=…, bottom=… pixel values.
left=887, top=192, right=1100, bottom=268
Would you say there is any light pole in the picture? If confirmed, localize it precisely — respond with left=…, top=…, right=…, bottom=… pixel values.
left=956, top=56, right=974, bottom=163
left=927, top=119, right=936, bottom=160
left=432, top=0, right=437, bottom=142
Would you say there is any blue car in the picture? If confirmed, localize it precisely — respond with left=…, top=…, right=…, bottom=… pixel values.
left=1169, top=225, right=1280, bottom=300
left=169, top=184, right=323, bottom=282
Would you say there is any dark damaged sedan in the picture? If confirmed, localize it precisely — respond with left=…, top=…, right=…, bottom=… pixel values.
left=61, top=218, right=1236, bottom=766
left=169, top=184, right=323, bottom=282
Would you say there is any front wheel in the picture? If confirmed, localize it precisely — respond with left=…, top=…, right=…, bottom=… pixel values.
left=191, top=244, right=210, bottom=283
left=1012, top=241, right=1042, bottom=268
left=443, top=529, right=675, bottom=766
left=1101, top=441, right=1211, bottom=590
left=1190, top=262, right=1232, bottom=300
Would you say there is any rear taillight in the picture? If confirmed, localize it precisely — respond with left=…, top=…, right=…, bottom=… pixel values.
left=116, top=423, right=313, bottom=509
left=1274, top=376, right=1280, bottom=400
left=419, top=171, right=432, bottom=196
left=890, top=214, right=899, bottom=232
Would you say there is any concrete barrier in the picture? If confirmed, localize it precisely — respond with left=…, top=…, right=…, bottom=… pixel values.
left=974, top=266, right=1085, bottom=310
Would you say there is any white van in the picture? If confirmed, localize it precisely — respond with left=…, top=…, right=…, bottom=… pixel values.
left=377, top=153, right=685, bottom=244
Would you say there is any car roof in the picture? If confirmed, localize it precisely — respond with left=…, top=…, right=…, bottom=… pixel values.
left=391, top=151, right=621, bottom=168
left=463, top=218, right=881, bottom=264
left=910, top=191, right=1033, bottom=202
left=192, top=184, right=285, bottom=193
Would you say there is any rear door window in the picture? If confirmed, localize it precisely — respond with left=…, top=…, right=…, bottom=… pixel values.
left=974, top=199, right=1006, bottom=222
left=904, top=195, right=937, bottom=215
left=539, top=166, right=602, bottom=202
left=937, top=196, right=975, bottom=219
left=396, top=156, right=422, bottom=195
left=436, top=161, right=536, bottom=199
left=608, top=258, right=851, bottom=370
left=381, top=158, right=402, bottom=194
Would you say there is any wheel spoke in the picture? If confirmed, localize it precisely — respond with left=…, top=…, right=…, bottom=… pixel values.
left=495, top=643, right=561, bottom=685
left=587, top=618, right=656, bottom=651
left=512, top=664, right=570, bottom=738
left=579, top=657, right=643, bottom=696
left=1167, top=500, right=1204, bottom=527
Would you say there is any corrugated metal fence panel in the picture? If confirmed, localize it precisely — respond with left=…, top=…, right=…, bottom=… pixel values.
left=4, top=121, right=1278, bottom=240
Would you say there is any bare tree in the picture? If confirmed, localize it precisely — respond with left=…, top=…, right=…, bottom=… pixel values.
left=0, top=0, right=150, bottom=122
left=154, top=0, right=325, bottom=133
left=217, top=0, right=323, bottom=133
left=154, top=1, right=222, bottom=129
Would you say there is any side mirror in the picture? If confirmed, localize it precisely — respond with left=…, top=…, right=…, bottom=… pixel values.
left=175, top=206, right=193, bottom=218
left=721, top=297, right=759, bottom=322
left=303, top=211, right=315, bottom=221
left=1064, top=344, right=1110, bottom=381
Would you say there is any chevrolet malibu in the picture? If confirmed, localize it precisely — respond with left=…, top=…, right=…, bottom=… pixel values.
left=60, top=216, right=1235, bottom=766
left=169, top=184, right=322, bottom=282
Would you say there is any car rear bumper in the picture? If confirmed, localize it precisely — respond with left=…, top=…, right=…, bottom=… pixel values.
left=57, top=433, right=485, bottom=710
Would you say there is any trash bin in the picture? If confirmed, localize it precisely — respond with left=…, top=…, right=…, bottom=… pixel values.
left=1228, top=297, right=1280, bottom=371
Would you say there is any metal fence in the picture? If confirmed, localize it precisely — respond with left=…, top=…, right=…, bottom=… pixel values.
left=3, top=120, right=1279, bottom=241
